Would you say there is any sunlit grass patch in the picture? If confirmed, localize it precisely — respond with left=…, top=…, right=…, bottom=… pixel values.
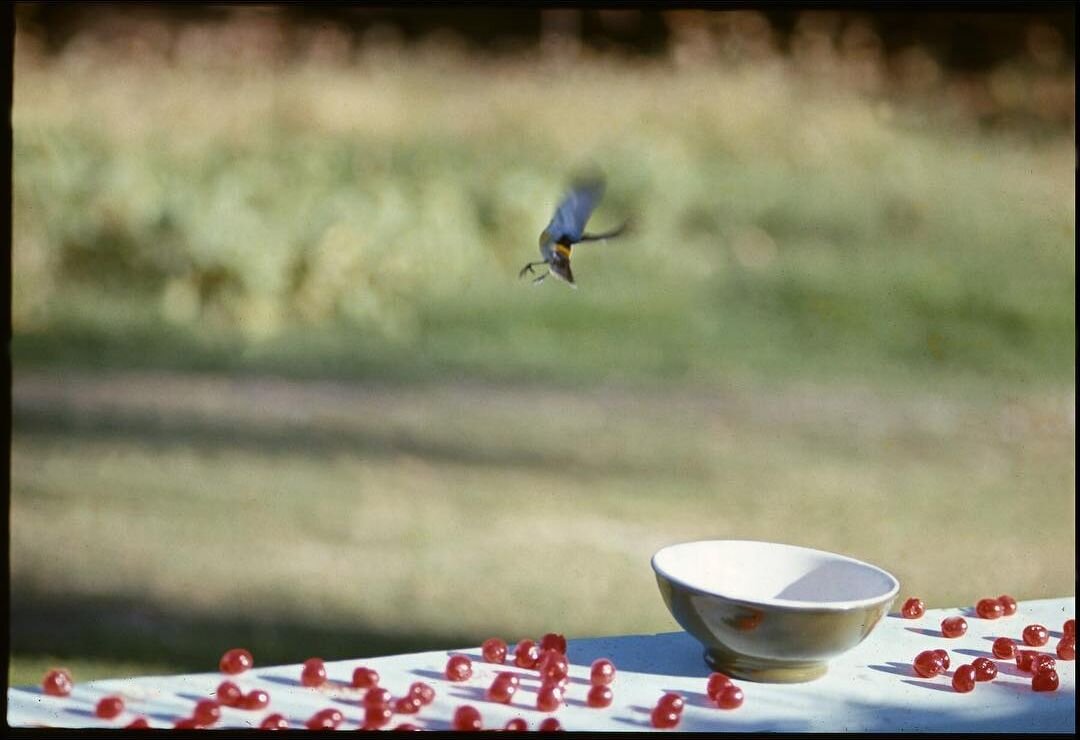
left=11, top=48, right=1075, bottom=389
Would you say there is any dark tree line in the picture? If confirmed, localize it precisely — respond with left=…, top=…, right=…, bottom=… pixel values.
left=16, top=4, right=1075, bottom=71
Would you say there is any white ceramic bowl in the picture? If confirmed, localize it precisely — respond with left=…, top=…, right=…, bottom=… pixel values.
left=652, top=540, right=900, bottom=682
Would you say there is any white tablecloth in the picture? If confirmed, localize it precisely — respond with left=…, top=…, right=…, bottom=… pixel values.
left=7, top=597, right=1074, bottom=732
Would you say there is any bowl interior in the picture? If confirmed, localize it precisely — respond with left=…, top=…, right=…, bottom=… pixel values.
left=652, top=540, right=898, bottom=609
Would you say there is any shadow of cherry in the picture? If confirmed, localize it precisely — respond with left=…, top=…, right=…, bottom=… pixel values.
left=905, top=627, right=947, bottom=638
left=899, top=678, right=956, bottom=693
left=867, top=661, right=915, bottom=678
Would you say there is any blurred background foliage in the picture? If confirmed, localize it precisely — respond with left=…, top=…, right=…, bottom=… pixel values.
left=8, top=5, right=1075, bottom=687
left=11, top=5, right=1076, bottom=386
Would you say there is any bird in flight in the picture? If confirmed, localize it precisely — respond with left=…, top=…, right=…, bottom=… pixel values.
left=518, top=177, right=628, bottom=287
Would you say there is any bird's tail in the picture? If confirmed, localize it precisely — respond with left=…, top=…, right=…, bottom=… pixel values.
left=578, top=220, right=630, bottom=242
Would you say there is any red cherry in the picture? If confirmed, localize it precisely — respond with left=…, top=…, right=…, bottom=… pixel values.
left=352, top=666, right=379, bottom=689
left=538, top=649, right=569, bottom=683
left=445, top=655, right=473, bottom=682
left=306, top=708, right=344, bottom=731
left=1016, top=650, right=1038, bottom=672
left=219, top=648, right=253, bottom=674
left=997, top=594, right=1018, bottom=616
left=972, top=657, right=997, bottom=682
left=1056, top=636, right=1076, bottom=660
left=42, top=669, right=73, bottom=697
left=536, top=683, right=564, bottom=712
left=482, top=638, right=508, bottom=664
left=933, top=649, right=950, bottom=670
left=587, top=682, right=613, bottom=708
left=215, top=680, right=243, bottom=707
left=192, top=699, right=221, bottom=727
left=218, top=648, right=253, bottom=674
left=174, top=717, right=199, bottom=729
left=241, top=689, right=270, bottom=710
left=1032, top=669, right=1060, bottom=692
left=539, top=633, right=567, bottom=655
left=1064, top=618, right=1075, bottom=638
left=976, top=598, right=1004, bottom=620
left=259, top=713, right=289, bottom=730
left=452, top=705, right=482, bottom=731
left=706, top=672, right=734, bottom=699
left=650, top=706, right=681, bottom=728
left=951, top=664, right=976, bottom=693
left=513, top=640, right=541, bottom=669
left=715, top=684, right=745, bottom=710
left=992, top=637, right=1017, bottom=659
left=486, top=672, right=519, bottom=704
left=363, top=687, right=393, bottom=707
left=1032, top=654, right=1056, bottom=675
left=394, top=695, right=423, bottom=714
left=394, top=723, right=422, bottom=731
left=124, top=717, right=150, bottom=729
left=504, top=718, right=528, bottom=731
left=587, top=684, right=613, bottom=708
left=657, top=693, right=685, bottom=714
left=542, top=677, right=569, bottom=696
left=538, top=717, right=563, bottom=731
left=590, top=659, right=616, bottom=687
left=941, top=616, right=967, bottom=638
left=95, top=696, right=124, bottom=719
left=1023, top=624, right=1049, bottom=646
left=300, top=657, right=327, bottom=687
left=409, top=682, right=436, bottom=705
left=913, top=650, right=946, bottom=678
left=900, top=598, right=925, bottom=618
left=545, top=674, right=569, bottom=689
left=363, top=705, right=393, bottom=730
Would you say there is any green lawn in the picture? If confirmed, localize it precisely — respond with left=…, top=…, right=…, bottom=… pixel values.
left=9, top=38, right=1075, bottom=687
left=9, top=372, right=1075, bottom=686
left=12, top=45, right=1075, bottom=392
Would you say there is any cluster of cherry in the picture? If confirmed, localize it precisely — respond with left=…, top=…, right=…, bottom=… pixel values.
left=900, top=595, right=1074, bottom=694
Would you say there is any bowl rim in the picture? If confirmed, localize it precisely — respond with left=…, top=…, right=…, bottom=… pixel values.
left=651, top=539, right=900, bottom=612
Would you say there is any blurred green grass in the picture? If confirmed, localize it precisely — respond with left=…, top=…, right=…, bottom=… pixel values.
left=11, top=45, right=1075, bottom=390
left=9, top=33, right=1076, bottom=687
left=9, top=374, right=1076, bottom=686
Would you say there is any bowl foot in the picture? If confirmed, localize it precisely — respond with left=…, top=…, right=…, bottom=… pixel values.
left=704, top=649, right=828, bottom=683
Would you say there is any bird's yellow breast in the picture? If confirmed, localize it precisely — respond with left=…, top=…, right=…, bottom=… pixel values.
left=555, top=243, right=572, bottom=259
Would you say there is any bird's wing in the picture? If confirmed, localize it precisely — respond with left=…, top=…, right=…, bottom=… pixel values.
left=545, top=179, right=605, bottom=243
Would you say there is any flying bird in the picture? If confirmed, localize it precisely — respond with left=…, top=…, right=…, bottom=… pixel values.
left=518, top=178, right=628, bottom=287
